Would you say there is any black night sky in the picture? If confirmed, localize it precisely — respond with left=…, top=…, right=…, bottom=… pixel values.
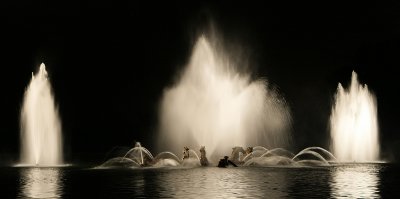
left=1, top=1, right=400, bottom=165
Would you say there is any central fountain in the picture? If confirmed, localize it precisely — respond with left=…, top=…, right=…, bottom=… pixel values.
left=158, top=35, right=292, bottom=159
left=330, top=71, right=380, bottom=162
left=99, top=34, right=381, bottom=169
left=20, top=63, right=63, bottom=166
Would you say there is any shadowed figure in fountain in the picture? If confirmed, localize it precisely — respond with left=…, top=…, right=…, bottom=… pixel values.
left=180, top=146, right=203, bottom=167
left=218, top=156, right=237, bottom=168
left=199, top=146, right=209, bottom=166
left=182, top=146, right=190, bottom=160
left=246, top=147, right=253, bottom=153
left=230, top=146, right=253, bottom=165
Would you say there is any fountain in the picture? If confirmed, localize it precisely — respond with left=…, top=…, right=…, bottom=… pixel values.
left=99, top=140, right=338, bottom=168
left=121, top=142, right=154, bottom=166
left=158, top=35, right=292, bottom=159
left=99, top=34, right=372, bottom=169
left=98, top=35, right=355, bottom=169
left=20, top=63, right=63, bottom=166
left=330, top=71, right=380, bottom=162
left=99, top=142, right=186, bottom=168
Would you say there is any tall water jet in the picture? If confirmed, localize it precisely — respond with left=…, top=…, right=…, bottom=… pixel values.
left=330, top=71, right=379, bottom=162
left=20, top=63, right=63, bottom=166
left=158, top=35, right=292, bottom=158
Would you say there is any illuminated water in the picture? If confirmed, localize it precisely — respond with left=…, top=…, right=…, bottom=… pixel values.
left=1, top=164, right=398, bottom=198
left=20, top=63, right=63, bottom=166
left=159, top=36, right=292, bottom=159
left=330, top=71, right=379, bottom=162
left=100, top=141, right=337, bottom=168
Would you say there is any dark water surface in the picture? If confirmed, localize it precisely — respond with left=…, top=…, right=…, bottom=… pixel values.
left=1, top=163, right=399, bottom=198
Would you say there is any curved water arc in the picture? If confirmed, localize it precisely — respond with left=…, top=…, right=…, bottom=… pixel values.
left=292, top=150, right=329, bottom=165
left=297, top=147, right=336, bottom=161
left=121, top=147, right=154, bottom=164
left=260, top=148, right=295, bottom=158
left=154, top=151, right=181, bottom=163
left=252, top=146, right=268, bottom=151
left=188, top=149, right=200, bottom=161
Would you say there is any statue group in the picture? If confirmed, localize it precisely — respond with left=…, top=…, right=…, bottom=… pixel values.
left=182, top=146, right=253, bottom=168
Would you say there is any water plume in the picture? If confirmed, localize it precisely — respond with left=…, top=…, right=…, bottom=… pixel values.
left=158, top=35, right=292, bottom=158
left=330, top=71, right=379, bottom=162
left=20, top=63, right=63, bottom=166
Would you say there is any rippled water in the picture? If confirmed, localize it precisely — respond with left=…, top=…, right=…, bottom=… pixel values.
left=1, top=163, right=398, bottom=198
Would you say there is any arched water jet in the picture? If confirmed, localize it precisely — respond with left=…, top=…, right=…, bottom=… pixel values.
left=100, top=142, right=193, bottom=168
left=261, top=148, right=295, bottom=158
left=121, top=143, right=154, bottom=165
left=154, top=152, right=181, bottom=164
left=252, top=146, right=268, bottom=151
left=292, top=151, right=329, bottom=165
left=242, top=152, right=257, bottom=162
left=244, top=156, right=294, bottom=166
left=122, top=145, right=154, bottom=160
left=242, top=149, right=267, bottom=162
left=242, top=146, right=336, bottom=167
left=188, top=149, right=200, bottom=161
left=297, top=147, right=336, bottom=161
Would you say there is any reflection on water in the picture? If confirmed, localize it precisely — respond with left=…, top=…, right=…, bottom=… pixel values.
left=149, top=167, right=289, bottom=198
left=18, top=168, right=63, bottom=198
left=95, top=167, right=290, bottom=198
left=330, top=164, right=381, bottom=198
left=8, top=164, right=390, bottom=198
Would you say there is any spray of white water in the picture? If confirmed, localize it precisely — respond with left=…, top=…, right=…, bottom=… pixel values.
left=330, top=71, right=379, bottom=162
left=159, top=36, right=292, bottom=159
left=20, top=63, right=62, bottom=166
